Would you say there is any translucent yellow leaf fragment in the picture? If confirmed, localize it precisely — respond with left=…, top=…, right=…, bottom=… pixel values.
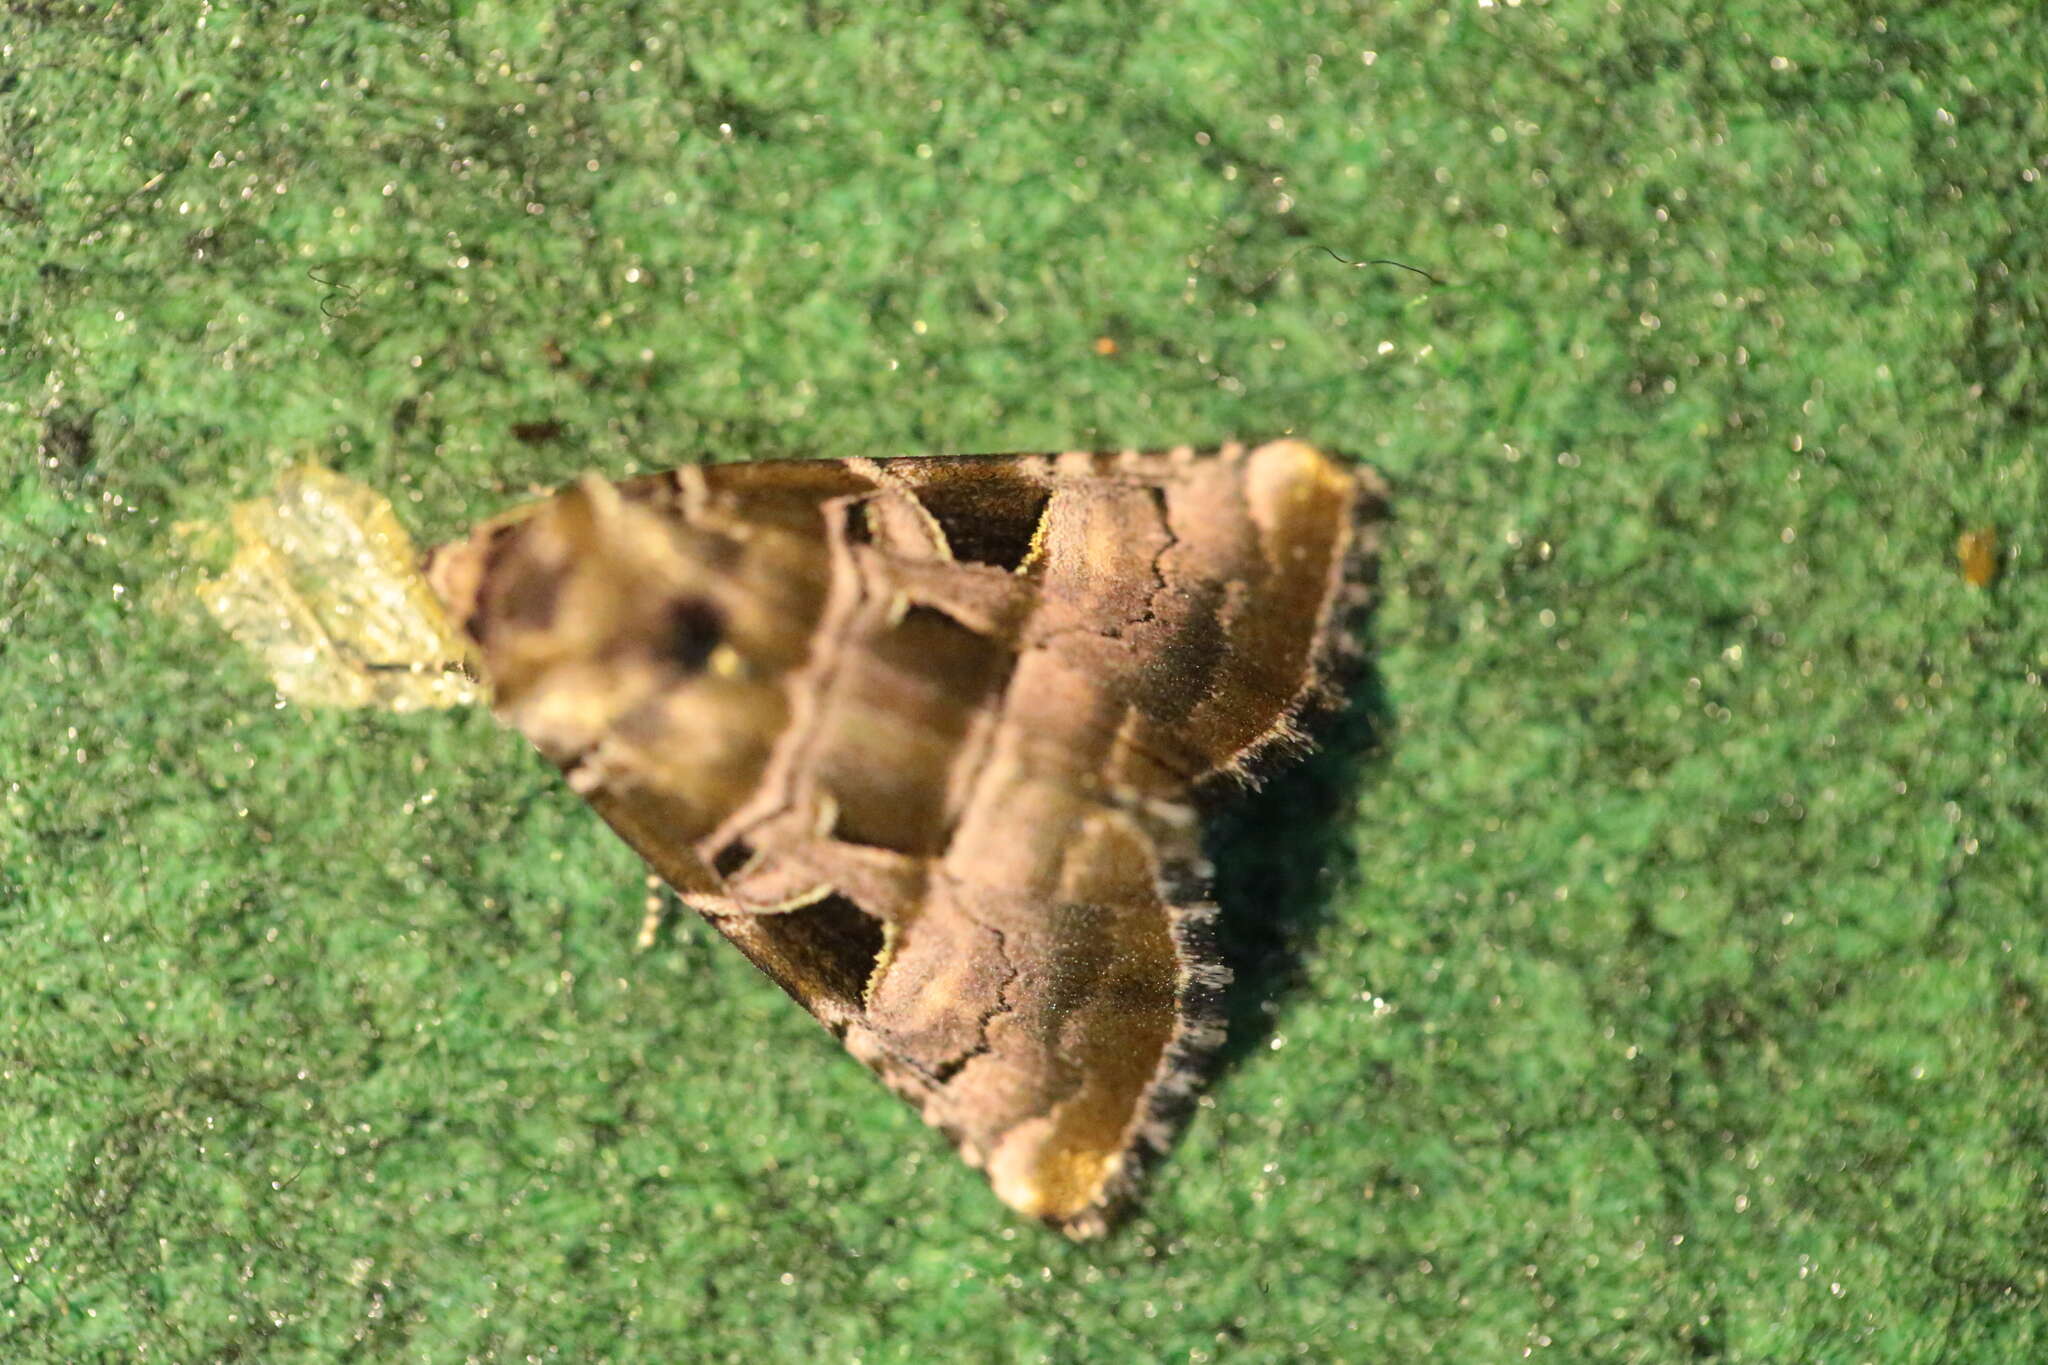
left=195, top=466, right=482, bottom=711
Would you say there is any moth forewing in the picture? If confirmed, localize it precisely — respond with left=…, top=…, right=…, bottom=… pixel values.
left=428, top=441, right=1388, bottom=1236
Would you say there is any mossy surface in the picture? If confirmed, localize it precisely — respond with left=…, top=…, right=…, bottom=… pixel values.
left=4, top=4, right=2044, bottom=1360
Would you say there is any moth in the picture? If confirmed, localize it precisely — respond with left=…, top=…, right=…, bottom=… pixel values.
left=424, top=441, right=1389, bottom=1236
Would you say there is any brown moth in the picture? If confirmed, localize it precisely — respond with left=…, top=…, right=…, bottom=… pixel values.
left=425, top=440, right=1389, bottom=1236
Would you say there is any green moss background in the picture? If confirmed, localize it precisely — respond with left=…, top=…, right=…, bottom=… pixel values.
left=4, top=2, right=2045, bottom=1360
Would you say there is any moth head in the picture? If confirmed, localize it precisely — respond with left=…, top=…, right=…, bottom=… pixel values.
left=427, top=475, right=814, bottom=836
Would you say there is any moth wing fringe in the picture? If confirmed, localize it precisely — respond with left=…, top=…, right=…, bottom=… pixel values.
left=1054, top=453, right=1391, bottom=1238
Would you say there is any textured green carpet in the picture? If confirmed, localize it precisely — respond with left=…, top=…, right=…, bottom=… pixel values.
left=4, top=3, right=2045, bottom=1361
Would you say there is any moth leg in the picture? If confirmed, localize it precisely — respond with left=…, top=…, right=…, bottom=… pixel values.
left=635, top=875, right=670, bottom=951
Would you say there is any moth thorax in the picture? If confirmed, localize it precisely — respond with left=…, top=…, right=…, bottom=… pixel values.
left=428, top=476, right=800, bottom=839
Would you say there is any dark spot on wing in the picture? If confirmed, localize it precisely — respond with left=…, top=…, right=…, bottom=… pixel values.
left=751, top=893, right=887, bottom=1010
left=662, top=597, right=726, bottom=672
left=711, top=839, right=756, bottom=878
left=907, top=472, right=1052, bottom=570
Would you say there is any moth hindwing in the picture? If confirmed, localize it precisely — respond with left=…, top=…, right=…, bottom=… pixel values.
left=426, top=441, right=1389, bottom=1236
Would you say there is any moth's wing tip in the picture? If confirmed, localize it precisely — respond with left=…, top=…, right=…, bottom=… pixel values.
left=1243, top=437, right=1390, bottom=496
left=1000, top=1172, right=1126, bottom=1243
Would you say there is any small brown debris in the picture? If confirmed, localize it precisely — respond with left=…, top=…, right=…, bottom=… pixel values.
left=510, top=420, right=567, bottom=445
left=1958, top=527, right=2000, bottom=588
